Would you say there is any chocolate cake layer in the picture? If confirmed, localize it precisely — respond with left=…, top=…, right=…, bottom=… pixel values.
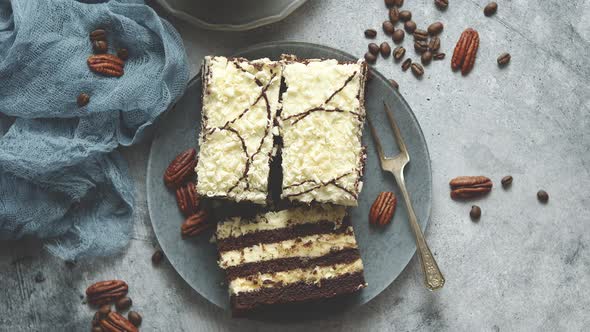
left=224, top=248, right=361, bottom=281
left=217, top=218, right=351, bottom=252
left=230, top=271, right=366, bottom=314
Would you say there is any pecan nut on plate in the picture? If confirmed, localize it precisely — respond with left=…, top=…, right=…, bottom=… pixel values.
left=163, top=148, right=197, bottom=189
left=175, top=182, right=200, bottom=216
left=369, top=192, right=397, bottom=226
left=181, top=210, right=210, bottom=237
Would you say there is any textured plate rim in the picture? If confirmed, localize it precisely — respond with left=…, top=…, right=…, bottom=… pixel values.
left=152, top=0, right=309, bottom=31
left=146, top=41, right=433, bottom=312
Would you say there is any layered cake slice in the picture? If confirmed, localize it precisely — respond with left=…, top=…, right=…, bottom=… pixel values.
left=279, top=56, right=368, bottom=206
left=195, top=56, right=283, bottom=204
left=216, top=205, right=367, bottom=314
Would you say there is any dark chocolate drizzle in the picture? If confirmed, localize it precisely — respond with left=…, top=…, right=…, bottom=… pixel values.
left=203, top=60, right=277, bottom=195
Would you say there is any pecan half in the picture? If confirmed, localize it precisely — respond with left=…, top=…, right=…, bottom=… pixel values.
left=451, top=28, right=479, bottom=75
left=449, top=176, right=492, bottom=199
left=88, top=54, right=124, bottom=78
left=100, top=312, right=138, bottom=332
left=181, top=210, right=210, bottom=237
left=369, top=192, right=397, bottom=226
left=175, top=182, right=200, bottom=216
left=164, top=148, right=197, bottom=189
left=86, top=280, right=128, bottom=306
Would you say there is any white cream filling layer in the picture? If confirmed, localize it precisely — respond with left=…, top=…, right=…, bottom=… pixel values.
left=229, top=259, right=364, bottom=295
left=216, top=205, right=347, bottom=240
left=196, top=56, right=282, bottom=204
left=218, top=229, right=357, bottom=268
left=279, top=59, right=366, bottom=206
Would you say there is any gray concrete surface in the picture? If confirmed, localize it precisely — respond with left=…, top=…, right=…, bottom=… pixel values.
left=1, top=0, right=589, bottom=331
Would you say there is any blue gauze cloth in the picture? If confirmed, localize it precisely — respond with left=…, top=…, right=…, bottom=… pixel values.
left=0, top=0, right=190, bottom=260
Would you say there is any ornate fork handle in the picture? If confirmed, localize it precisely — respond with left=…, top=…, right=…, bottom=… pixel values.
left=393, top=170, right=445, bottom=291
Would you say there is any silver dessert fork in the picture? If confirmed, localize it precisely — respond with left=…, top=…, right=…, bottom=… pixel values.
left=367, top=101, right=445, bottom=291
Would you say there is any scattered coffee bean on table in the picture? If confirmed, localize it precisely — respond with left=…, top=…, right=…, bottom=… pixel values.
left=128, top=311, right=142, bottom=327
left=389, top=79, right=399, bottom=90
left=434, top=52, right=446, bottom=60
left=435, top=0, right=449, bottom=10
left=470, top=205, right=481, bottom=220
left=368, top=43, right=380, bottom=55
left=501, top=175, right=513, bottom=188
left=384, top=0, right=395, bottom=7
left=414, top=29, right=428, bottom=41
left=115, top=297, right=132, bottom=311
left=77, top=93, right=90, bottom=107
left=402, top=58, right=412, bottom=71
left=399, top=10, right=412, bottom=21
left=421, top=51, right=433, bottom=65
left=411, top=63, right=424, bottom=77
left=429, top=37, right=441, bottom=52
left=383, top=21, right=395, bottom=35
left=537, top=190, right=549, bottom=203
left=92, top=40, right=108, bottom=54
left=393, top=46, right=406, bottom=60
left=152, top=249, right=164, bottom=265
left=89, top=29, right=106, bottom=41
left=484, top=2, right=498, bottom=16
left=364, top=28, right=377, bottom=38
left=380, top=42, right=392, bottom=57
left=364, top=52, right=377, bottom=64
left=404, top=20, right=417, bottom=33
left=428, top=22, right=444, bottom=35
left=497, top=53, right=511, bottom=66
left=414, top=40, right=428, bottom=53
left=389, top=8, right=400, bottom=23
left=392, top=29, right=405, bottom=43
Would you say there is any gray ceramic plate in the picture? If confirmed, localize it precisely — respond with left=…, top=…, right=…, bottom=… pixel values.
left=147, top=42, right=432, bottom=316
left=153, top=0, right=308, bottom=31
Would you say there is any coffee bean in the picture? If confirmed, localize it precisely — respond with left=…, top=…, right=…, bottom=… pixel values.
left=364, top=29, right=377, bottom=38
left=389, top=79, right=399, bottom=90
left=414, top=29, right=428, bottom=41
left=393, top=46, right=406, bottom=60
left=401, top=58, right=412, bottom=71
left=92, top=312, right=101, bottom=326
left=414, top=40, right=428, bottom=53
left=434, top=53, right=446, bottom=60
left=77, top=93, right=90, bottom=107
left=384, top=0, right=395, bottom=7
left=152, top=249, right=164, bottom=265
left=89, top=29, right=106, bottom=41
left=428, top=37, right=441, bottom=52
left=380, top=42, right=392, bottom=57
left=497, top=53, right=511, bottom=66
left=421, top=51, right=433, bottom=65
left=470, top=205, right=481, bottom=220
left=34, top=271, right=45, bottom=283
left=389, top=8, right=400, bottom=23
left=411, top=63, right=424, bottom=77
left=128, top=311, right=142, bottom=327
left=92, top=40, right=108, bottom=54
left=428, top=22, right=444, bottom=35
left=115, top=297, right=132, bottom=311
left=368, top=43, right=380, bottom=55
left=501, top=175, right=513, bottom=188
left=117, top=48, right=129, bottom=61
left=435, top=0, right=449, bottom=10
left=364, top=52, right=377, bottom=64
left=399, top=10, right=412, bottom=21
left=537, top=190, right=549, bottom=203
left=392, top=29, right=405, bottom=43
left=92, top=326, right=103, bottom=332
left=484, top=2, right=498, bottom=16
left=394, top=0, right=404, bottom=6
left=98, top=305, right=111, bottom=319
left=383, top=21, right=395, bottom=35
left=404, top=21, right=417, bottom=33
